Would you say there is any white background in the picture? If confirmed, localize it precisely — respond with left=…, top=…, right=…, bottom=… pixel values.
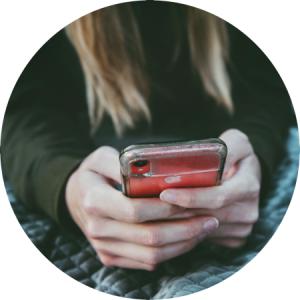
left=0, top=0, right=299, bottom=299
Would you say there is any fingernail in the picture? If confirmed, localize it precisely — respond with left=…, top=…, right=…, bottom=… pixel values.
left=203, top=218, right=219, bottom=234
left=160, top=191, right=176, bottom=202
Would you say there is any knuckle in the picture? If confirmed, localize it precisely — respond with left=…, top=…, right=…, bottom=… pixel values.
left=236, top=129, right=249, bottom=143
left=248, top=209, right=259, bottom=224
left=147, top=264, right=158, bottom=271
left=212, top=194, right=226, bottom=209
left=95, top=146, right=118, bottom=161
left=143, top=228, right=162, bottom=246
left=82, top=193, right=97, bottom=215
left=243, top=176, right=260, bottom=200
left=235, top=204, right=259, bottom=224
left=234, top=225, right=253, bottom=238
left=82, top=187, right=105, bottom=215
left=99, top=254, right=115, bottom=267
left=146, top=248, right=161, bottom=265
left=243, top=225, right=253, bottom=237
left=85, top=221, right=98, bottom=238
left=96, top=146, right=111, bottom=156
left=183, top=193, right=197, bottom=208
left=249, top=182, right=260, bottom=200
left=221, top=208, right=232, bottom=223
left=124, top=202, right=143, bottom=223
left=231, top=239, right=246, bottom=248
left=166, top=204, right=182, bottom=217
left=86, top=219, right=107, bottom=239
left=221, top=239, right=246, bottom=249
left=225, top=129, right=249, bottom=143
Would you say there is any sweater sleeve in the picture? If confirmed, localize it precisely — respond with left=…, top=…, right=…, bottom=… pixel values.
left=227, top=25, right=296, bottom=195
left=1, top=30, right=95, bottom=228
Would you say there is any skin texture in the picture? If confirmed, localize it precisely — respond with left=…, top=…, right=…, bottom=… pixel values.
left=160, top=129, right=261, bottom=248
left=65, top=128, right=261, bottom=270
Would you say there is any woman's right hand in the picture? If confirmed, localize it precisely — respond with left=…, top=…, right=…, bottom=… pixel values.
left=65, top=146, right=219, bottom=271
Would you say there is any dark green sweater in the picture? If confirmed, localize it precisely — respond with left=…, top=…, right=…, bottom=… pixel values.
left=1, top=1, right=295, bottom=228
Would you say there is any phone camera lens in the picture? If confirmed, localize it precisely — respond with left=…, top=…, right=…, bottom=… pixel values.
left=133, top=160, right=149, bottom=167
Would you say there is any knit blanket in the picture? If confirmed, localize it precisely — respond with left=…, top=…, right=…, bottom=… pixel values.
left=7, top=127, right=299, bottom=299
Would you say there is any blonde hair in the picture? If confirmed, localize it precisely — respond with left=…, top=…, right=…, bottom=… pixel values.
left=66, top=3, right=233, bottom=135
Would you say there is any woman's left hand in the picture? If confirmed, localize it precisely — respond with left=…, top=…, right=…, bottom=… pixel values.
left=160, top=129, right=262, bottom=248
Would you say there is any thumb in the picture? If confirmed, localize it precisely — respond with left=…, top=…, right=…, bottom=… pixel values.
left=219, top=129, right=253, bottom=178
left=83, top=146, right=121, bottom=184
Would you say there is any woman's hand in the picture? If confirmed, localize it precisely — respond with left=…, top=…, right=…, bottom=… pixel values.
left=65, top=146, right=219, bottom=270
left=160, top=129, right=262, bottom=248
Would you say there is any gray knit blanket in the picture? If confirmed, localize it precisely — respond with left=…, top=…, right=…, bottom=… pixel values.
left=7, top=127, right=299, bottom=299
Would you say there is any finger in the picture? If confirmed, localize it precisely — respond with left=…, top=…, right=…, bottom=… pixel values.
left=83, top=181, right=185, bottom=223
left=222, top=164, right=238, bottom=181
left=93, top=238, right=200, bottom=265
left=209, top=223, right=253, bottom=239
left=219, top=129, right=253, bottom=175
left=160, top=156, right=260, bottom=209
left=160, top=180, right=239, bottom=210
left=182, top=200, right=259, bottom=224
left=99, top=252, right=156, bottom=271
left=83, top=146, right=121, bottom=183
left=167, top=210, right=199, bottom=219
left=87, top=216, right=219, bottom=246
left=209, top=238, right=247, bottom=248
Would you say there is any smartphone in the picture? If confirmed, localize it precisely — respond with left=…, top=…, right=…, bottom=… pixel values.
left=119, top=138, right=227, bottom=197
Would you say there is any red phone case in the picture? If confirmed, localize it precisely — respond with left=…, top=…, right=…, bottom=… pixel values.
left=119, top=138, right=227, bottom=197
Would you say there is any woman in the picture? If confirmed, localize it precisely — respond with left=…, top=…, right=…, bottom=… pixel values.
left=1, top=1, right=294, bottom=271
